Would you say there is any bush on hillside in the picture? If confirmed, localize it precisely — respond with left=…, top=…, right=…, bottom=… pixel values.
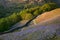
left=33, top=10, right=40, bottom=16
left=0, top=3, right=59, bottom=32
left=20, top=12, right=33, bottom=20
left=41, top=3, right=58, bottom=12
left=19, top=3, right=59, bottom=20
left=26, top=7, right=39, bottom=14
left=0, top=13, right=21, bottom=32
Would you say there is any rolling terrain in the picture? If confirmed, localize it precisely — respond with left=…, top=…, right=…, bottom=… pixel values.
left=0, top=8, right=60, bottom=40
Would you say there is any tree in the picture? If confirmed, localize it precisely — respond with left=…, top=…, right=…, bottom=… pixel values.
left=0, top=13, right=21, bottom=32
left=20, top=12, right=33, bottom=20
left=40, top=3, right=58, bottom=12
left=33, top=10, right=40, bottom=16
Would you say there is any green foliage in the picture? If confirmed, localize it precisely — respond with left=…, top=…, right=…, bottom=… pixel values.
left=19, top=7, right=40, bottom=20
left=0, top=13, right=21, bottom=32
left=0, top=4, right=25, bottom=18
left=20, top=12, right=33, bottom=20
left=41, top=3, right=58, bottom=12
left=0, top=3, right=59, bottom=32
left=33, top=9, right=43, bottom=16
left=19, top=3, right=59, bottom=20
left=33, top=10, right=40, bottom=16
left=26, top=6, right=40, bottom=14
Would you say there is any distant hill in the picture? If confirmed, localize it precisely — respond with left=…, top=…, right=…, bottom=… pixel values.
left=1, top=0, right=60, bottom=8
left=0, top=0, right=25, bottom=8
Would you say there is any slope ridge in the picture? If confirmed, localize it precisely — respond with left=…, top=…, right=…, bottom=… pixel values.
left=33, top=8, right=60, bottom=24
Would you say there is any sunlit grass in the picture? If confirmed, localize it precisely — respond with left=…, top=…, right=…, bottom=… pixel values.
left=34, top=8, right=60, bottom=24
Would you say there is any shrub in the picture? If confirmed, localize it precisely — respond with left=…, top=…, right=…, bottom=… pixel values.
left=26, top=6, right=40, bottom=14
left=41, top=3, right=58, bottom=12
left=33, top=8, right=43, bottom=16
left=0, top=3, right=59, bottom=32
left=20, top=12, right=33, bottom=20
left=33, top=10, right=40, bottom=16
left=0, top=13, right=21, bottom=32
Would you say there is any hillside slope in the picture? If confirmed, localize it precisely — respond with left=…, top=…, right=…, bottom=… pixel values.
left=33, top=8, right=60, bottom=24
left=0, top=9, right=60, bottom=40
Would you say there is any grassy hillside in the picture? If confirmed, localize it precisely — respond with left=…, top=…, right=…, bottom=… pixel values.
left=0, top=3, right=58, bottom=32
left=0, top=9, right=60, bottom=40
left=34, top=8, right=60, bottom=24
left=0, top=1, right=60, bottom=40
left=21, top=15, right=60, bottom=40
